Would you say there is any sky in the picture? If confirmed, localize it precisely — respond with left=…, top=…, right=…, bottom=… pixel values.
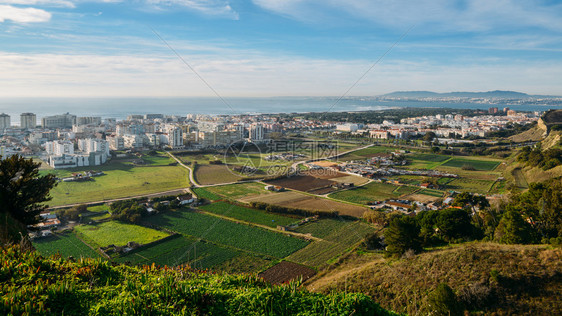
left=1, top=0, right=562, bottom=97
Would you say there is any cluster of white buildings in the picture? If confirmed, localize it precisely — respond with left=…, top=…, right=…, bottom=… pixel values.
left=44, top=138, right=110, bottom=168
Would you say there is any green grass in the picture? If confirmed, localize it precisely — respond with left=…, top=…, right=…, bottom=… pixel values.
left=44, top=158, right=189, bottom=206
left=294, top=219, right=354, bottom=239
left=193, top=187, right=223, bottom=201
left=287, top=221, right=375, bottom=267
left=115, top=235, right=240, bottom=269
left=338, top=146, right=396, bottom=161
left=442, top=178, right=496, bottom=194
left=199, top=202, right=298, bottom=228
left=194, top=164, right=243, bottom=185
left=147, top=208, right=309, bottom=258
left=204, top=182, right=274, bottom=199
left=419, top=188, right=445, bottom=197
left=74, top=221, right=169, bottom=248
left=408, top=153, right=450, bottom=162
left=440, top=157, right=501, bottom=171
left=33, top=231, right=101, bottom=259
left=329, top=182, right=417, bottom=204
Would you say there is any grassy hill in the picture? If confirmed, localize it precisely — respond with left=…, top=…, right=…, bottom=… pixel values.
left=307, top=243, right=562, bottom=315
left=1, top=245, right=395, bottom=315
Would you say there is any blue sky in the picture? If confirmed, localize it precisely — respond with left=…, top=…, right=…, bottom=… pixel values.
left=1, top=0, right=561, bottom=97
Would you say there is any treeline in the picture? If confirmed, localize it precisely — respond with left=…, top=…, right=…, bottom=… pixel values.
left=110, top=196, right=180, bottom=223
left=273, top=107, right=482, bottom=124
left=517, top=146, right=562, bottom=170
left=249, top=202, right=356, bottom=220
left=375, top=180, right=562, bottom=256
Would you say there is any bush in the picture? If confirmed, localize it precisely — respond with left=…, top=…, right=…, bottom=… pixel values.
left=423, top=283, right=464, bottom=316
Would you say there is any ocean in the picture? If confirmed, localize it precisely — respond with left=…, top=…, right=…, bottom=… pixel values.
left=0, top=97, right=560, bottom=125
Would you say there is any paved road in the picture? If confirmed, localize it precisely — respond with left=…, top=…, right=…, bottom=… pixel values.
left=166, top=151, right=198, bottom=186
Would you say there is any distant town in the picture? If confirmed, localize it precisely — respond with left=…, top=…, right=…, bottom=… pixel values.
left=0, top=107, right=540, bottom=169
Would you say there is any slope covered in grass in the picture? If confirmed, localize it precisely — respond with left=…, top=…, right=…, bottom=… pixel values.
left=308, top=243, right=562, bottom=315
left=1, top=246, right=394, bottom=315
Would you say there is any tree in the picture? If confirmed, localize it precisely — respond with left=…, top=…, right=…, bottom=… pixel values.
left=452, top=192, right=489, bottom=212
left=423, top=283, right=464, bottom=316
left=384, top=216, right=422, bottom=255
left=494, top=210, right=534, bottom=244
left=0, top=155, right=56, bottom=243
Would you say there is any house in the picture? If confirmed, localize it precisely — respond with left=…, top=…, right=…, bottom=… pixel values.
left=177, top=194, right=194, bottom=205
left=443, top=197, right=455, bottom=205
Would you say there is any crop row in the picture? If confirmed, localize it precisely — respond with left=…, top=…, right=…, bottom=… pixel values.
left=32, top=232, right=101, bottom=259
left=199, top=202, right=298, bottom=228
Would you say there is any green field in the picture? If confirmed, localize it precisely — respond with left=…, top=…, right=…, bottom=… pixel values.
left=329, top=182, right=417, bottom=204
left=440, top=157, right=501, bottom=171
left=194, top=164, right=243, bottom=185
left=33, top=232, right=101, bottom=259
left=418, top=188, right=445, bottom=197
left=203, top=182, right=274, bottom=200
left=293, top=218, right=353, bottom=239
left=44, top=157, right=189, bottom=206
left=288, top=221, right=376, bottom=267
left=74, top=221, right=169, bottom=248
left=147, top=208, right=309, bottom=258
left=115, top=235, right=240, bottom=269
left=199, top=202, right=298, bottom=228
left=442, top=178, right=496, bottom=194
left=338, top=146, right=396, bottom=161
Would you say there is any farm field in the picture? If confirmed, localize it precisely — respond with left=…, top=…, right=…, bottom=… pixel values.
left=418, top=188, right=445, bottom=197
left=442, top=178, right=496, bottom=194
left=115, top=235, right=240, bottom=269
left=294, top=218, right=354, bottom=239
left=147, top=208, right=309, bottom=258
left=337, top=146, right=397, bottom=161
left=287, top=221, right=376, bottom=267
left=199, top=201, right=299, bottom=228
left=258, top=261, right=317, bottom=284
left=242, top=191, right=368, bottom=218
left=192, top=187, right=223, bottom=201
left=194, top=164, right=243, bottom=185
left=44, top=158, right=189, bottom=206
left=266, top=175, right=336, bottom=193
left=439, top=157, right=501, bottom=171
left=33, top=231, right=101, bottom=259
left=406, top=153, right=452, bottom=169
left=74, top=221, right=169, bottom=248
left=214, top=254, right=274, bottom=274
left=328, top=182, right=418, bottom=204
left=202, top=182, right=274, bottom=200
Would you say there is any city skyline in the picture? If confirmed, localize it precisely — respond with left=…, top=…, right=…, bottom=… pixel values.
left=1, top=1, right=562, bottom=97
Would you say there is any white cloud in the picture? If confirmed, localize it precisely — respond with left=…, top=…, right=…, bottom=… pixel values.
left=252, top=0, right=562, bottom=33
left=0, top=0, right=74, bottom=7
left=0, top=51, right=560, bottom=97
left=0, top=4, right=51, bottom=23
left=146, top=0, right=238, bottom=19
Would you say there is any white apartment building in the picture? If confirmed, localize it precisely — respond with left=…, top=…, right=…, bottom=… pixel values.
left=20, top=113, right=36, bottom=130
left=0, top=113, right=10, bottom=130
left=167, top=127, right=183, bottom=149
left=249, top=123, right=265, bottom=141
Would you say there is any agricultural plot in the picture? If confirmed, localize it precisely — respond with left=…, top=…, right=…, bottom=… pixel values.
left=45, top=159, right=189, bottom=206
left=406, top=153, right=452, bottom=169
left=203, top=182, right=274, bottom=200
left=418, top=188, right=445, bottom=197
left=266, top=175, right=336, bottom=193
left=33, top=232, right=101, bottom=259
left=115, top=235, right=239, bottom=269
left=194, top=164, right=243, bottom=185
left=338, top=146, right=396, bottom=161
left=258, top=261, right=317, bottom=285
left=442, top=178, right=496, bottom=194
left=288, top=221, right=375, bottom=267
left=214, top=254, right=273, bottom=274
left=148, top=209, right=309, bottom=258
left=440, top=157, right=501, bottom=171
left=328, top=182, right=417, bottom=204
left=242, top=191, right=368, bottom=218
left=294, top=218, right=354, bottom=239
left=192, top=187, right=222, bottom=201
left=74, top=221, right=169, bottom=248
left=199, top=202, right=298, bottom=228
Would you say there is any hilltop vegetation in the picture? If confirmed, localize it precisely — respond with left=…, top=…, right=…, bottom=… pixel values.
left=308, top=243, right=562, bottom=315
left=1, top=245, right=394, bottom=315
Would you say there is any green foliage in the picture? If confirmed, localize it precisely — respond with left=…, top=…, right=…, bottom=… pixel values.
left=109, top=199, right=148, bottom=223
left=1, top=245, right=394, bottom=315
left=494, top=210, right=534, bottom=244
left=517, top=146, right=562, bottom=170
left=33, top=231, right=101, bottom=259
left=452, top=192, right=490, bottom=210
left=384, top=216, right=422, bottom=256
left=423, top=283, right=464, bottom=316
left=0, top=155, right=56, bottom=242
left=418, top=208, right=474, bottom=244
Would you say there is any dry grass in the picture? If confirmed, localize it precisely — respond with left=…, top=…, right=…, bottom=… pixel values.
left=307, top=243, right=562, bottom=315
left=508, top=125, right=546, bottom=142
left=194, top=164, right=243, bottom=185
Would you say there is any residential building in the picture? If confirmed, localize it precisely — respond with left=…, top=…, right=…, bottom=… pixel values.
left=20, top=113, right=36, bottom=129
left=0, top=113, right=10, bottom=130
left=42, top=113, right=76, bottom=129
left=249, top=123, right=265, bottom=141
left=77, top=116, right=102, bottom=126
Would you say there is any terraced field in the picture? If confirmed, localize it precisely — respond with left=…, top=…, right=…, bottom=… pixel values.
left=147, top=208, right=309, bottom=258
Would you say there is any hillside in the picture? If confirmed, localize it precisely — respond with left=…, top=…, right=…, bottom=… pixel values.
left=508, top=125, right=546, bottom=142
left=307, top=243, right=562, bottom=315
left=0, top=245, right=395, bottom=315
